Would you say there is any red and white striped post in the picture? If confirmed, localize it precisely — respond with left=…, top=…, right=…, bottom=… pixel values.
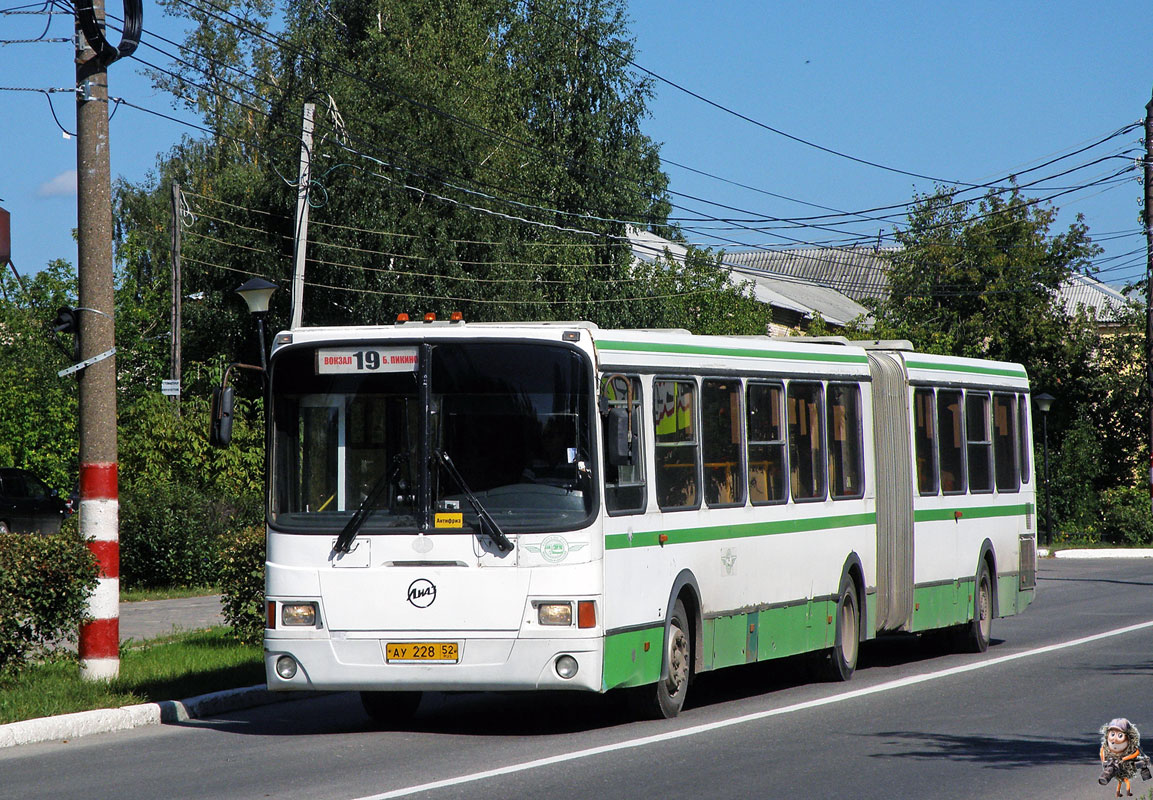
left=78, top=463, right=118, bottom=680
left=75, top=0, right=120, bottom=681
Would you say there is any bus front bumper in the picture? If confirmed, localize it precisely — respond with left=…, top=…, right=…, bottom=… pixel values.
left=264, top=633, right=603, bottom=693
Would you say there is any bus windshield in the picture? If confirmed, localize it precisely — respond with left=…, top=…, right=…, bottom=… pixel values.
left=269, top=341, right=595, bottom=534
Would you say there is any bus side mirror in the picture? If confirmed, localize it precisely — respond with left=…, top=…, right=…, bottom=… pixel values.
left=606, top=407, right=633, bottom=466
left=210, top=385, right=235, bottom=447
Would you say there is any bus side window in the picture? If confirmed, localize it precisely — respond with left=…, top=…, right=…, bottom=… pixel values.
left=993, top=393, right=1020, bottom=492
left=601, top=375, right=646, bottom=515
left=913, top=388, right=939, bottom=495
left=788, top=381, right=826, bottom=502
left=827, top=383, right=864, bottom=500
left=966, top=392, right=993, bottom=493
left=747, top=382, right=786, bottom=505
left=654, top=378, right=700, bottom=511
left=938, top=390, right=965, bottom=495
left=703, top=379, right=745, bottom=508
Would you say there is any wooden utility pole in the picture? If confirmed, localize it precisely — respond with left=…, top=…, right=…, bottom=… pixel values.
left=290, top=102, right=315, bottom=329
left=75, top=0, right=120, bottom=681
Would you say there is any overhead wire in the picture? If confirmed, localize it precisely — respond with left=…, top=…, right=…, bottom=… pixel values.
left=91, top=3, right=1147, bottom=297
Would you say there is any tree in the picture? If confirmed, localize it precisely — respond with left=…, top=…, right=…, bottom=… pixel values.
left=116, top=0, right=758, bottom=352
left=0, top=260, right=79, bottom=492
left=861, top=184, right=1148, bottom=528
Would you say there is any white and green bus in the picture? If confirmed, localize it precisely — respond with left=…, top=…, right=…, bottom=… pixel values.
left=260, top=320, right=1037, bottom=720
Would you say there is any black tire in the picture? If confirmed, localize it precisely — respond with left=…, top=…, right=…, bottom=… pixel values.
left=631, top=598, right=691, bottom=719
left=958, top=562, right=993, bottom=653
left=360, top=690, right=422, bottom=727
left=825, top=575, right=860, bottom=682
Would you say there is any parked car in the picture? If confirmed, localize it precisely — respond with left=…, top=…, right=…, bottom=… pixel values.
left=0, top=468, right=69, bottom=535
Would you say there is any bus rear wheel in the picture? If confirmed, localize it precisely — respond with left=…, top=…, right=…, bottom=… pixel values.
left=958, top=563, right=993, bottom=653
left=360, top=690, right=422, bottom=727
left=825, top=575, right=859, bottom=682
left=631, top=598, right=691, bottom=719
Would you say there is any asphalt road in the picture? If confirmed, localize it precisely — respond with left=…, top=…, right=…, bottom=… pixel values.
left=2, top=558, right=1150, bottom=800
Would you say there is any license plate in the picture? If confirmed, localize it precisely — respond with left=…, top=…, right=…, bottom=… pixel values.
left=385, top=642, right=459, bottom=663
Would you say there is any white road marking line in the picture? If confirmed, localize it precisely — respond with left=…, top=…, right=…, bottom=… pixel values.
left=356, top=619, right=1153, bottom=800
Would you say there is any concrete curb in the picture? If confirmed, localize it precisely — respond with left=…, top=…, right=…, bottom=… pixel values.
left=1041, top=548, right=1153, bottom=559
left=0, top=684, right=308, bottom=749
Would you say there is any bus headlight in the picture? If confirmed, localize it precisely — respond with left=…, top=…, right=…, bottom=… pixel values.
left=282, top=603, right=318, bottom=627
left=537, top=602, right=573, bottom=626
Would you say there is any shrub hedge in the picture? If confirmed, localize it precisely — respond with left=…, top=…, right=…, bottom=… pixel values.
left=219, top=523, right=266, bottom=644
left=0, top=522, right=98, bottom=675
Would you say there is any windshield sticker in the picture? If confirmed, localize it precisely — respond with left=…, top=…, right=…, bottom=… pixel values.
left=316, top=347, right=419, bottom=374
left=434, top=512, right=463, bottom=529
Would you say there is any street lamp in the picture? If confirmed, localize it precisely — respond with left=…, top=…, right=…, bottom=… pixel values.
left=235, top=277, right=278, bottom=371
left=1034, top=392, right=1055, bottom=546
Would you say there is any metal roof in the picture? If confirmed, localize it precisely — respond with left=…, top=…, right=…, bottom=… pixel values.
left=720, top=246, right=894, bottom=304
left=630, top=230, right=1131, bottom=328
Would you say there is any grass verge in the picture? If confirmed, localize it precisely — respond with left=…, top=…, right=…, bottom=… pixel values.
left=0, top=627, right=264, bottom=726
left=120, top=585, right=219, bottom=602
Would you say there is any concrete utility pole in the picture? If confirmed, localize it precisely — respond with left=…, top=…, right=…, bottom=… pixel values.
left=76, top=0, right=120, bottom=681
left=170, top=182, right=182, bottom=412
left=1145, top=88, right=1153, bottom=512
left=290, top=102, right=315, bottom=329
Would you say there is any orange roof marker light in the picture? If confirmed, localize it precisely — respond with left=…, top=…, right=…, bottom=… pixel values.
left=395, top=313, right=410, bottom=323
left=450, top=311, right=464, bottom=322
left=423, top=312, right=437, bottom=322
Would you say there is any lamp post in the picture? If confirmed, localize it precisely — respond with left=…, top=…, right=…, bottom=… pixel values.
left=1034, top=392, right=1055, bottom=546
left=235, top=277, right=278, bottom=371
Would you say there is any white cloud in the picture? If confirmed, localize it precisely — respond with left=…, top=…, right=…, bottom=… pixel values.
left=37, top=170, right=77, bottom=198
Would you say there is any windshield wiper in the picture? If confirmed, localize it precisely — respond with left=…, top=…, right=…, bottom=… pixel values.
left=433, top=449, right=513, bottom=553
left=333, top=468, right=393, bottom=555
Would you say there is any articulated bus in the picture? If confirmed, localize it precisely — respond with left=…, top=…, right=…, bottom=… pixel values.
left=259, top=320, right=1037, bottom=720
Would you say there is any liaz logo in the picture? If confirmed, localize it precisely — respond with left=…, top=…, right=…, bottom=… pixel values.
left=407, top=578, right=437, bottom=608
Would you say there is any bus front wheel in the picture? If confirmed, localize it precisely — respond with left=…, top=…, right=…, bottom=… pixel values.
left=631, top=598, right=691, bottom=719
left=360, top=690, right=422, bottom=727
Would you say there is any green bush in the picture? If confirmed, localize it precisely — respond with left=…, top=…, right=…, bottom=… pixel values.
left=119, top=481, right=261, bottom=590
left=0, top=526, right=99, bottom=675
left=219, top=524, right=266, bottom=644
left=1098, top=486, right=1153, bottom=546
left=117, top=393, right=263, bottom=590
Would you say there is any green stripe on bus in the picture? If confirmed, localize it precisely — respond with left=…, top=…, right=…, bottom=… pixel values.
left=597, top=339, right=869, bottom=365
left=605, top=511, right=877, bottom=550
left=913, top=503, right=1031, bottom=523
left=904, top=359, right=1028, bottom=379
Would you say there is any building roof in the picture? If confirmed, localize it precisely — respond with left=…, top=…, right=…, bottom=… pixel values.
left=1059, top=272, right=1135, bottom=323
left=629, top=229, right=1132, bottom=329
left=720, top=246, right=893, bottom=304
left=723, top=244, right=1133, bottom=325
left=628, top=229, right=868, bottom=327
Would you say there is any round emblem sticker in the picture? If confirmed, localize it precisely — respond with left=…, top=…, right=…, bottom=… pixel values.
left=406, top=578, right=437, bottom=608
left=540, top=535, right=569, bottom=563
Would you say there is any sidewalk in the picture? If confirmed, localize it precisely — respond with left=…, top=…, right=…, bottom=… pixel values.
left=1041, top=547, right=1153, bottom=559
left=120, top=594, right=225, bottom=642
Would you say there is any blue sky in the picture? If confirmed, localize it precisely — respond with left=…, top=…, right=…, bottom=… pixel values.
left=2, top=1, right=1151, bottom=287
